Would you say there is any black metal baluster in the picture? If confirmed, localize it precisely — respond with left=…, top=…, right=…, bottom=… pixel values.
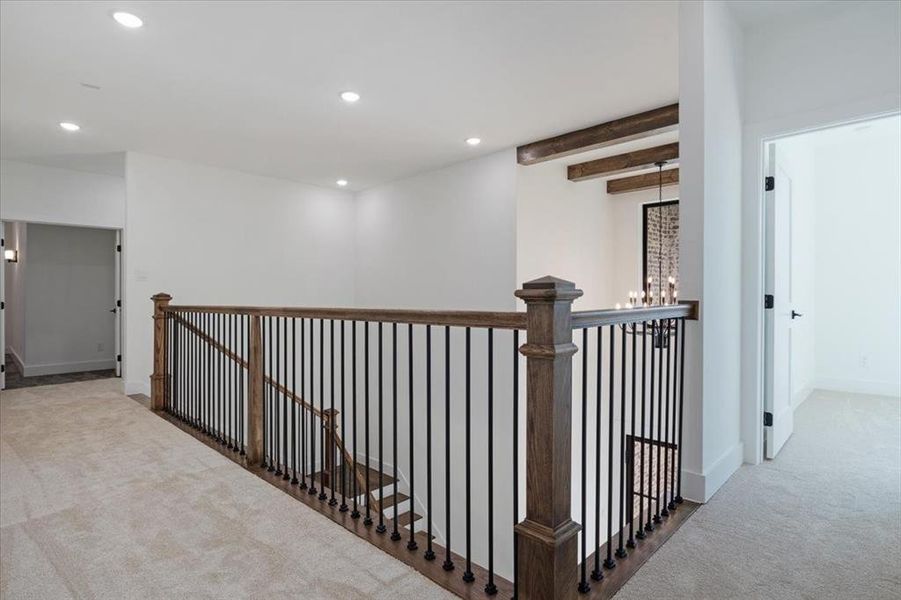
left=463, top=326, right=474, bottom=583
left=616, top=325, right=628, bottom=559
left=207, top=313, right=213, bottom=437
left=424, top=325, right=435, bottom=559
left=636, top=321, right=647, bottom=541
left=443, top=325, right=454, bottom=572
left=668, top=319, right=679, bottom=511
left=282, top=317, right=289, bottom=479
left=579, top=327, right=590, bottom=593
left=605, top=324, right=616, bottom=570
left=654, top=320, right=664, bottom=524
left=299, top=318, right=306, bottom=487
left=329, top=320, right=337, bottom=506
left=512, top=328, right=521, bottom=595
left=676, top=319, right=686, bottom=504
left=292, top=317, right=298, bottom=483
left=628, top=322, right=637, bottom=547
left=646, top=320, right=657, bottom=532
left=319, top=319, right=327, bottom=501
left=219, top=313, right=225, bottom=444
left=662, top=320, right=672, bottom=516
left=340, top=321, right=348, bottom=512
left=351, top=321, right=360, bottom=519
left=485, top=328, right=497, bottom=595
left=269, top=316, right=276, bottom=471
left=170, top=312, right=177, bottom=415
left=377, top=322, right=386, bottom=534
left=407, top=323, right=417, bottom=549
left=592, top=326, right=604, bottom=581
left=364, top=321, right=372, bottom=525
left=240, top=314, right=246, bottom=455
left=391, top=323, right=401, bottom=541
left=275, top=317, right=283, bottom=476
left=308, top=318, right=318, bottom=495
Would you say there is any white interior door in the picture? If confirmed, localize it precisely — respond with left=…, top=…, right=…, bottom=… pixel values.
left=764, top=144, right=795, bottom=459
left=114, top=231, right=122, bottom=377
left=0, top=221, right=5, bottom=390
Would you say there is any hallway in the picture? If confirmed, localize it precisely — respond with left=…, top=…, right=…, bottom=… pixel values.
left=618, top=390, right=901, bottom=599
left=0, top=379, right=453, bottom=599
left=1, top=381, right=898, bottom=599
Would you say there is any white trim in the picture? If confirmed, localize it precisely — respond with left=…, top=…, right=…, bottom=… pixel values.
left=814, top=378, right=901, bottom=399
left=7, top=347, right=25, bottom=374
left=792, top=385, right=815, bottom=410
left=125, top=380, right=150, bottom=396
left=680, top=441, right=744, bottom=503
left=23, top=358, right=116, bottom=377
left=740, top=94, right=901, bottom=467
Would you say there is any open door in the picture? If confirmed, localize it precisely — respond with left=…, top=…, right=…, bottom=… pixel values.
left=764, top=144, right=796, bottom=459
left=1, top=221, right=5, bottom=390
left=114, top=231, right=122, bottom=377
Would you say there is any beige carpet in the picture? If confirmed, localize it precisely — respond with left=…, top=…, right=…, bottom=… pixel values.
left=618, top=389, right=901, bottom=600
left=0, top=379, right=455, bottom=600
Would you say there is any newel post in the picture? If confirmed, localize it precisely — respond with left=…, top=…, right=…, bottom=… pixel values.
left=150, top=293, right=172, bottom=411
left=514, top=276, right=583, bottom=600
left=247, top=314, right=264, bottom=465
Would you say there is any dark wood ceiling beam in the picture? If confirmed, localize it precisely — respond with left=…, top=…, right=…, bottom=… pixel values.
left=607, top=168, right=679, bottom=195
left=567, top=142, right=679, bottom=182
left=516, top=103, right=679, bottom=165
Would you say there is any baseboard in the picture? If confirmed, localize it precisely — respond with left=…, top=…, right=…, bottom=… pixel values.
left=125, top=380, right=151, bottom=396
left=6, top=347, right=25, bottom=373
left=792, top=385, right=814, bottom=409
left=815, top=377, right=901, bottom=398
left=680, top=441, right=744, bottom=503
left=23, top=358, right=116, bottom=377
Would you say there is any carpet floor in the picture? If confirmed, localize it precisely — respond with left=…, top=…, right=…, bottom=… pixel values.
left=0, top=379, right=455, bottom=600
left=617, top=389, right=901, bottom=600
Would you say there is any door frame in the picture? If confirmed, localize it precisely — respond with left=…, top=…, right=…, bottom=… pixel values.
left=0, top=219, right=124, bottom=387
left=741, top=99, right=901, bottom=465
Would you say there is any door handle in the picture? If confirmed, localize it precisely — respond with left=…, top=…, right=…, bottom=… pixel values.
left=791, top=310, right=803, bottom=319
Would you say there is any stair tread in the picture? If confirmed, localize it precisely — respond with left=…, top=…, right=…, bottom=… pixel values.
left=312, top=463, right=395, bottom=495
left=394, top=511, right=422, bottom=527
left=377, top=492, right=409, bottom=508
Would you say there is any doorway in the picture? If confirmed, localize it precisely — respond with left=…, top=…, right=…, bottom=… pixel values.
left=1, top=221, right=122, bottom=390
left=762, top=114, right=901, bottom=458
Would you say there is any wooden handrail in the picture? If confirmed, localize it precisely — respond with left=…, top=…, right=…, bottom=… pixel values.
left=163, top=305, right=527, bottom=330
left=571, top=300, right=699, bottom=329
left=170, top=312, right=323, bottom=418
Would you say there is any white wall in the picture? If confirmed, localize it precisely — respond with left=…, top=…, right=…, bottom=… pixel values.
left=355, top=150, right=518, bottom=310
left=3, top=221, right=27, bottom=366
left=0, top=159, right=125, bottom=228
left=679, top=0, right=745, bottom=501
left=516, top=161, right=614, bottom=308
left=124, top=152, right=357, bottom=395
left=812, top=119, right=901, bottom=397
left=21, top=224, right=117, bottom=376
left=739, top=1, right=901, bottom=463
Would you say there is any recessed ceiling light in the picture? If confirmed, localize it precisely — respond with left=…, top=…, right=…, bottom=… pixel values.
left=112, top=11, right=143, bottom=28
left=59, top=122, right=81, bottom=132
left=465, top=137, right=481, bottom=146
left=340, top=91, right=360, bottom=103
left=336, top=179, right=349, bottom=187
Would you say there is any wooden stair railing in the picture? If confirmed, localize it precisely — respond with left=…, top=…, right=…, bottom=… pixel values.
left=150, top=280, right=699, bottom=600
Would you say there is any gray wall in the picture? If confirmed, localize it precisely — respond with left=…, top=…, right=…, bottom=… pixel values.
left=14, top=223, right=117, bottom=375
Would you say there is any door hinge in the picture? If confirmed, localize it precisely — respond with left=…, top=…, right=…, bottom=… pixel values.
left=116, top=299, right=121, bottom=308
left=116, top=244, right=121, bottom=252
left=765, top=176, right=775, bottom=191
left=764, top=294, right=774, bottom=309
left=0, top=301, right=4, bottom=310
left=1, top=237, right=4, bottom=246
left=117, top=354, right=122, bottom=362
left=1, top=364, right=4, bottom=373
left=763, top=412, right=773, bottom=427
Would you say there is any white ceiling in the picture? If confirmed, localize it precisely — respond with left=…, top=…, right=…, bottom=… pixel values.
left=0, top=1, right=680, bottom=190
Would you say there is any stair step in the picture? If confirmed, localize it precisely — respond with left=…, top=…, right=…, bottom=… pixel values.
left=395, top=511, right=422, bottom=527
left=377, top=492, right=409, bottom=509
left=312, top=463, right=395, bottom=495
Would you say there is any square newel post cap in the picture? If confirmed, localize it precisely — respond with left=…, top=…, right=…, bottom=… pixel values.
left=515, top=275, right=583, bottom=303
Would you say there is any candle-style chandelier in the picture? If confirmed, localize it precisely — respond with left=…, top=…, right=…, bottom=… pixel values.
left=617, top=160, right=679, bottom=347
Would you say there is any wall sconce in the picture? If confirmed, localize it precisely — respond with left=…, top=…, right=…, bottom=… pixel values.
left=4, top=249, right=18, bottom=263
